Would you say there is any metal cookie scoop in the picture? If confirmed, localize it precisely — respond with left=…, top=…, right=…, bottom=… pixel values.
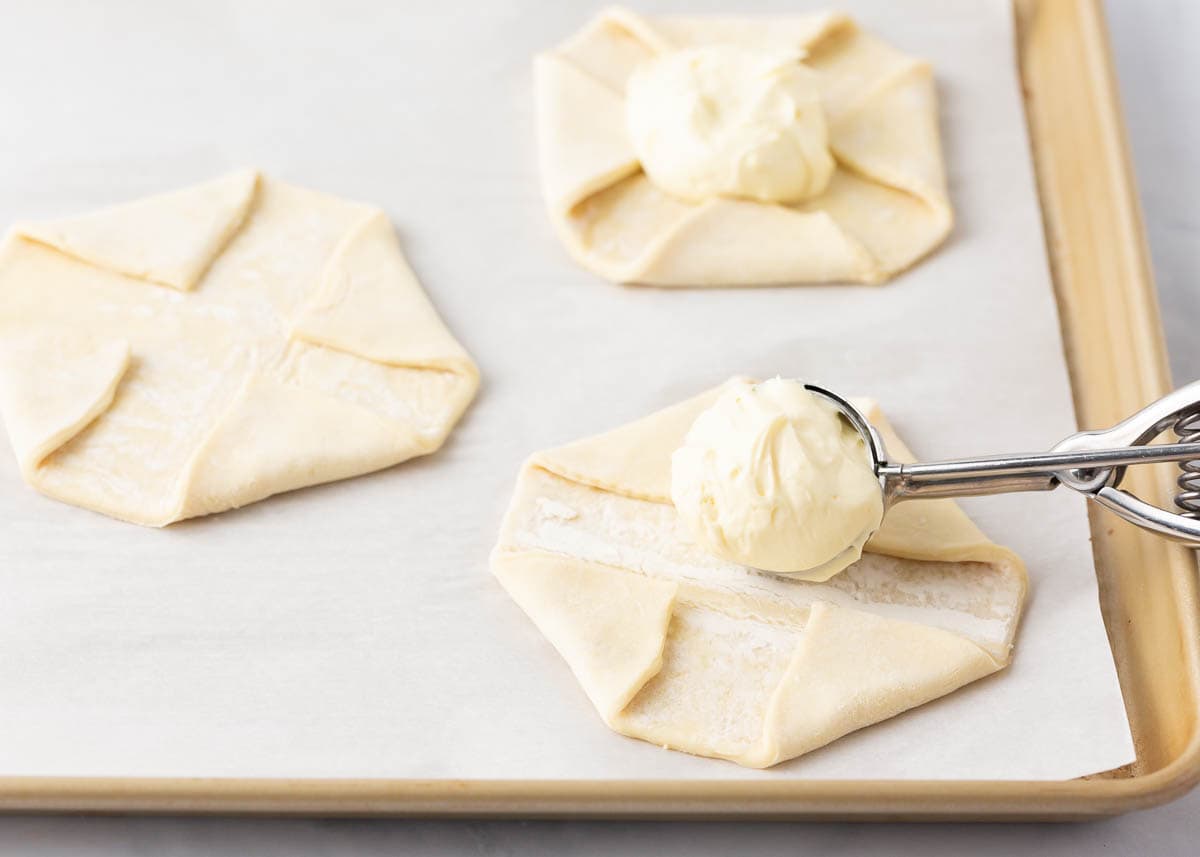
left=805, top=380, right=1200, bottom=548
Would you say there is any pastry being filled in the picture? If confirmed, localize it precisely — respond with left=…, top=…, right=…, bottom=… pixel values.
left=492, top=379, right=1025, bottom=768
left=0, top=172, right=478, bottom=525
left=535, top=8, right=954, bottom=287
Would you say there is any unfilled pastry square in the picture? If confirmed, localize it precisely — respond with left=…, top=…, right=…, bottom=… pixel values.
left=0, top=171, right=479, bottom=525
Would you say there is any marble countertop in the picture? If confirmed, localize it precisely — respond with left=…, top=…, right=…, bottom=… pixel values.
left=3, top=0, right=1198, bottom=853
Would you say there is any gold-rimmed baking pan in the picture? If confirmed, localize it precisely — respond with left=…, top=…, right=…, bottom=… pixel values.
left=0, top=0, right=1196, bottom=819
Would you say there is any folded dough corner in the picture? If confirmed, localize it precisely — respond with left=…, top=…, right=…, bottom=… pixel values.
left=536, top=8, right=953, bottom=287
left=492, top=379, right=1026, bottom=768
left=0, top=171, right=479, bottom=525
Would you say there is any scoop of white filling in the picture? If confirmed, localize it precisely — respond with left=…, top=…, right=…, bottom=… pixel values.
left=625, top=45, right=835, bottom=204
left=670, top=378, right=884, bottom=579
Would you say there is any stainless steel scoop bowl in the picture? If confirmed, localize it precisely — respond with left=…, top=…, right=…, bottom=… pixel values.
left=805, top=380, right=1200, bottom=547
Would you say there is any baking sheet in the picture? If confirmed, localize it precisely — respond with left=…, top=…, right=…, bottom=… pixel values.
left=0, top=0, right=1133, bottom=781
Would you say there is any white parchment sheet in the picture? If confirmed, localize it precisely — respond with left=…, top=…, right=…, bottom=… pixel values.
left=0, top=0, right=1134, bottom=780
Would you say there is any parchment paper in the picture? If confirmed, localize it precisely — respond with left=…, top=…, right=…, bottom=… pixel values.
left=0, top=0, right=1134, bottom=780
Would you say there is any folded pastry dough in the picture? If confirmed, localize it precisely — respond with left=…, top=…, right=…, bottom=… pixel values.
left=492, top=379, right=1026, bottom=768
left=536, top=8, right=953, bottom=286
left=0, top=171, right=478, bottom=525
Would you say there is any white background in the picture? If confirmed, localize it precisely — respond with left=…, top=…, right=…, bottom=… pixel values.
left=1, top=0, right=1197, bottom=851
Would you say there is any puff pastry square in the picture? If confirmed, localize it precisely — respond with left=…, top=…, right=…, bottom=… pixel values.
left=492, top=379, right=1025, bottom=768
left=536, top=8, right=953, bottom=286
left=0, top=171, right=478, bottom=525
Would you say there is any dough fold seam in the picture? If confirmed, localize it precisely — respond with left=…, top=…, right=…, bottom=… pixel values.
left=0, top=334, right=131, bottom=476
left=12, top=169, right=260, bottom=292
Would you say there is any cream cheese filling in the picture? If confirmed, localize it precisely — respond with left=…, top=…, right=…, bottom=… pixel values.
left=670, top=378, right=883, bottom=579
left=624, top=45, right=835, bottom=204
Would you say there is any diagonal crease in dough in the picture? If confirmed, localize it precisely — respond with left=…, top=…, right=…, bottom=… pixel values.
left=0, top=332, right=130, bottom=475
left=741, top=601, right=1000, bottom=767
left=14, top=170, right=259, bottom=292
left=534, top=54, right=642, bottom=217
left=291, top=210, right=476, bottom=374
left=529, top=378, right=744, bottom=503
left=493, top=549, right=678, bottom=722
left=826, top=62, right=949, bottom=217
left=173, top=372, right=427, bottom=520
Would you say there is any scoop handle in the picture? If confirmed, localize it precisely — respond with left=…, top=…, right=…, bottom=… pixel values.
left=804, top=380, right=1200, bottom=544
left=881, top=442, right=1200, bottom=501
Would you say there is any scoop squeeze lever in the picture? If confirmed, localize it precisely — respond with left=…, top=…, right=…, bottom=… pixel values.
left=805, top=380, right=1200, bottom=549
